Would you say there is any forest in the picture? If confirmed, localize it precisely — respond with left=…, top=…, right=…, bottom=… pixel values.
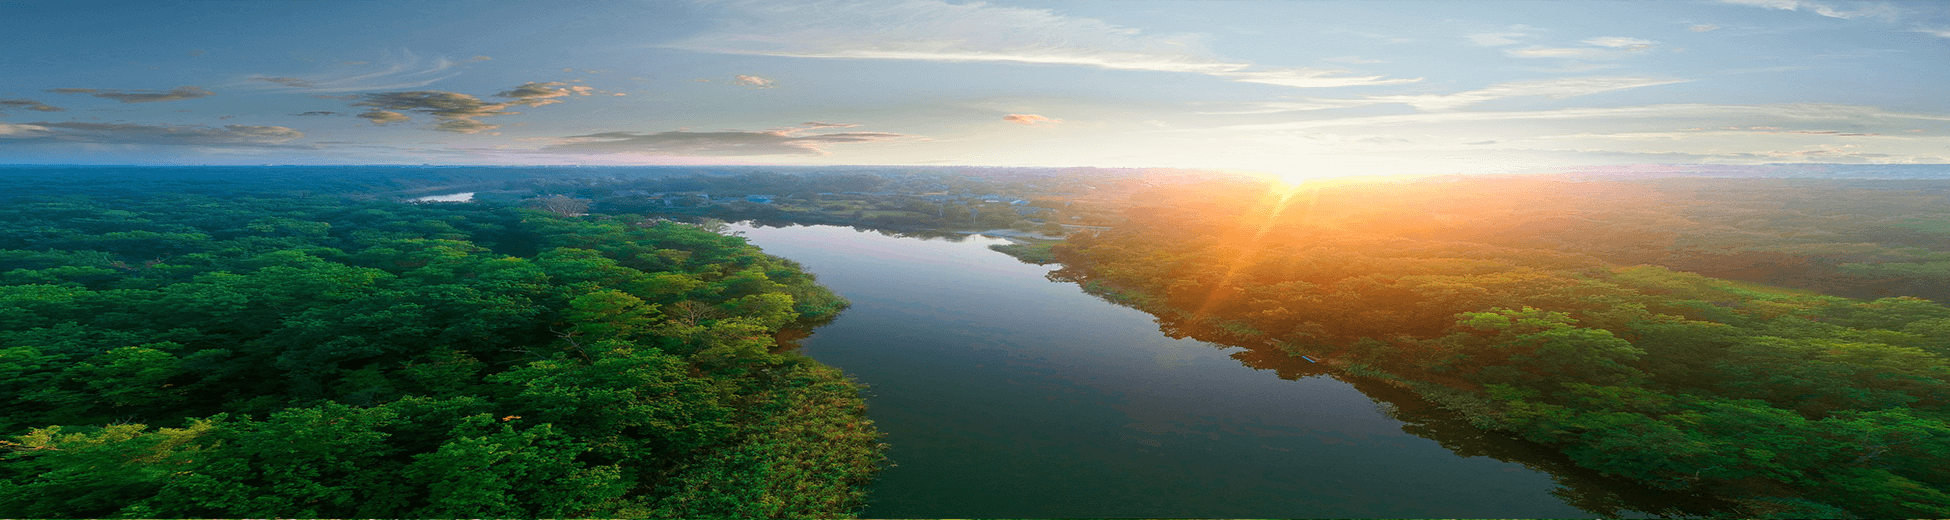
left=0, top=170, right=883, bottom=518
left=1051, top=175, right=1950, bottom=518
left=9, top=166, right=1950, bottom=518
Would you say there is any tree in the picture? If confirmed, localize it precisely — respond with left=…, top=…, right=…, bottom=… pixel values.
left=531, top=195, right=591, bottom=217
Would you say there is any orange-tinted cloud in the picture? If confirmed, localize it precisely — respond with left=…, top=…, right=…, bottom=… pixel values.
left=733, top=75, right=776, bottom=88
left=1003, top=114, right=1061, bottom=127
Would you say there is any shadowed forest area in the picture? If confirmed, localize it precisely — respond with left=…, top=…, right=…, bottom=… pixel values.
left=0, top=170, right=882, bottom=518
left=1052, top=175, right=1950, bottom=518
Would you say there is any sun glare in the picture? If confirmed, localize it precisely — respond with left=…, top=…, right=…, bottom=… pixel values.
left=1273, top=171, right=1313, bottom=186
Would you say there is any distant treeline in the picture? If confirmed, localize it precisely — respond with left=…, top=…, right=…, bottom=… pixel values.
left=1054, top=176, right=1950, bottom=518
left=554, top=170, right=1092, bottom=231
left=0, top=182, right=883, bottom=517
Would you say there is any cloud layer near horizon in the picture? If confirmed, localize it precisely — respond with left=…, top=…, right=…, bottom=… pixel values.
left=0, top=122, right=304, bottom=146
left=545, top=126, right=914, bottom=156
left=47, top=86, right=216, bottom=103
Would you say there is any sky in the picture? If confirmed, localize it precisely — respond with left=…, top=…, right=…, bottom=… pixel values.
left=2, top=0, right=1948, bottom=177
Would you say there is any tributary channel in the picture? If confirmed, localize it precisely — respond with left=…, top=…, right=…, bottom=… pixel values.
left=733, top=222, right=1722, bottom=518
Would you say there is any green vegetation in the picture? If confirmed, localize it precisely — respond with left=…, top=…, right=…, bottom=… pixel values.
left=0, top=184, right=882, bottom=518
left=1051, top=176, right=1950, bottom=518
left=989, top=241, right=1061, bottom=264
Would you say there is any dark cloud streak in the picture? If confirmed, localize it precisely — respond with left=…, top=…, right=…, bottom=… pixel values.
left=46, top=86, right=216, bottom=103
left=347, top=82, right=596, bottom=133
left=0, top=99, right=65, bottom=114
left=253, top=77, right=317, bottom=87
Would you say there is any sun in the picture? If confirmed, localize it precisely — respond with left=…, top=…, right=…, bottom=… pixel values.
left=1257, top=170, right=1314, bottom=187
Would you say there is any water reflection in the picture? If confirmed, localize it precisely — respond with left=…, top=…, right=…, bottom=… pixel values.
left=740, top=219, right=975, bottom=242
left=733, top=222, right=1730, bottom=518
left=409, top=191, right=474, bottom=202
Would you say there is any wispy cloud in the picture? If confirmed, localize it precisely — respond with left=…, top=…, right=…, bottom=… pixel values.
left=1197, top=97, right=1386, bottom=114
left=1689, top=23, right=1723, bottom=32
left=1506, top=44, right=1655, bottom=60
left=544, top=125, right=916, bottom=156
left=46, top=86, right=215, bottom=103
left=1468, top=32, right=1527, bottom=46
left=665, top=0, right=1418, bottom=88
left=253, top=77, right=316, bottom=88
left=1582, top=36, right=1659, bottom=49
left=1208, top=76, right=1691, bottom=114
left=1521, top=61, right=1626, bottom=73
left=1490, top=34, right=1665, bottom=61
left=0, top=121, right=304, bottom=146
left=1368, top=76, right=1692, bottom=110
left=236, top=50, right=471, bottom=93
left=1002, top=113, right=1061, bottom=127
left=1716, top=0, right=1900, bottom=21
left=1219, top=68, right=1421, bottom=88
left=1225, top=103, right=1950, bottom=132
left=0, top=99, right=65, bottom=114
left=1717, top=65, right=1817, bottom=75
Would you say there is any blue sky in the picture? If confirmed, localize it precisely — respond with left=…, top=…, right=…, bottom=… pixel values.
left=2, top=0, right=1946, bottom=176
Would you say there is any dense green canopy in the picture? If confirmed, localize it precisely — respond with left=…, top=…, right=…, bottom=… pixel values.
left=0, top=188, right=880, bottom=518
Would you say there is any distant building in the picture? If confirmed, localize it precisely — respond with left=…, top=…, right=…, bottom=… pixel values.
left=745, top=194, right=775, bottom=204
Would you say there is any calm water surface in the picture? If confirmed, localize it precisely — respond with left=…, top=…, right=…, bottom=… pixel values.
left=734, top=223, right=1707, bottom=518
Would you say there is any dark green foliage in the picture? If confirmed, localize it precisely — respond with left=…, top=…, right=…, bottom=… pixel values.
left=0, top=185, right=880, bottom=518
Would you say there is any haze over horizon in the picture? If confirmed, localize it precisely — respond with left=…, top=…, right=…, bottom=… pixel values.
left=4, top=0, right=1947, bottom=178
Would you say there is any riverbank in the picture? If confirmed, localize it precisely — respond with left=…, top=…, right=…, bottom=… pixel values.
left=730, top=222, right=1631, bottom=518
left=959, top=229, right=1066, bottom=264
left=1047, top=211, right=1950, bottom=518
left=959, top=228, right=1062, bottom=241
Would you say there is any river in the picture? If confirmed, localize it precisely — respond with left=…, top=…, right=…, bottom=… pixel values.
left=410, top=192, right=474, bottom=202
left=732, top=222, right=1722, bottom=518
